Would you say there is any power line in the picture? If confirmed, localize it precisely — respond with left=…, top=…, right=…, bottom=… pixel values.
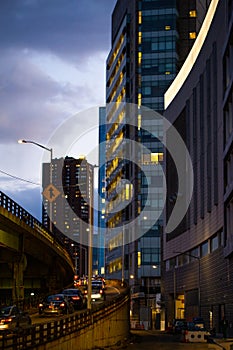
left=0, top=169, right=40, bottom=186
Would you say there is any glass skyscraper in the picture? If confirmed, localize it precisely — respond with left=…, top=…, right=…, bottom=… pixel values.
left=105, top=0, right=210, bottom=326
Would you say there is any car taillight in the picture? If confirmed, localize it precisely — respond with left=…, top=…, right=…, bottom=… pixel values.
left=100, top=290, right=103, bottom=294
left=72, top=296, right=80, bottom=300
left=60, top=303, right=65, bottom=307
left=4, top=318, right=13, bottom=324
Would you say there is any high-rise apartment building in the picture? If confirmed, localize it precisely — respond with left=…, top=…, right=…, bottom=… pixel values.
left=42, top=156, right=94, bottom=277
left=105, top=0, right=210, bottom=325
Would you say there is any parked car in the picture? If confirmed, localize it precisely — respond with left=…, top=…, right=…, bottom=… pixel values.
left=0, top=305, right=31, bottom=333
left=172, top=318, right=187, bottom=334
left=61, top=288, right=87, bottom=310
left=38, top=294, right=74, bottom=316
left=192, top=317, right=206, bottom=330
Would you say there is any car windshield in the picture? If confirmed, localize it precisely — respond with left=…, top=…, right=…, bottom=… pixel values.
left=0, top=307, right=11, bottom=316
left=63, top=290, right=80, bottom=295
left=47, top=295, right=64, bottom=302
left=92, top=282, right=102, bottom=287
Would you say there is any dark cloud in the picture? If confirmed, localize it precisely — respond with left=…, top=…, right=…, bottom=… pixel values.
left=0, top=49, right=105, bottom=144
left=0, top=0, right=116, bottom=63
left=0, top=52, right=68, bottom=142
left=0, top=0, right=115, bottom=213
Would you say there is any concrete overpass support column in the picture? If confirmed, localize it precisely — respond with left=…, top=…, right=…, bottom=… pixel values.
left=12, top=254, right=27, bottom=307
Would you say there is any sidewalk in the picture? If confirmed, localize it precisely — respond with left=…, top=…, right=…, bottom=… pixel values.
left=130, top=329, right=233, bottom=350
left=208, top=337, right=233, bottom=350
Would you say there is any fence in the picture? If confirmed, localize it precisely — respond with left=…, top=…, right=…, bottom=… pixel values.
left=0, top=290, right=130, bottom=350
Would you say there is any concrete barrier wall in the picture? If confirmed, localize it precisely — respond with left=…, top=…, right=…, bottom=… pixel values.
left=36, top=297, right=130, bottom=350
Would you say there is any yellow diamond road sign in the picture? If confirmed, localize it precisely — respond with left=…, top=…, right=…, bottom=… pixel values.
left=43, top=184, right=60, bottom=202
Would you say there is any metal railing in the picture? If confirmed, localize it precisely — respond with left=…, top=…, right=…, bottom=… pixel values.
left=0, top=290, right=130, bottom=349
left=0, top=191, right=73, bottom=266
left=0, top=191, right=43, bottom=230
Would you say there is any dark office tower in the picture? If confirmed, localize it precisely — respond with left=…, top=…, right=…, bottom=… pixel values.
left=42, top=156, right=94, bottom=277
left=105, top=0, right=210, bottom=327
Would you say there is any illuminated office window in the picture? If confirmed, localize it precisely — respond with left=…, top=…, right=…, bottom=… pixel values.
left=138, top=51, right=142, bottom=65
left=151, top=152, right=163, bottom=163
left=165, top=25, right=171, bottom=30
left=125, top=184, right=130, bottom=200
left=138, top=31, right=142, bottom=44
left=189, top=10, right=197, bottom=17
left=138, top=93, right=142, bottom=107
left=138, top=252, right=141, bottom=267
left=138, top=114, right=142, bottom=130
left=189, top=32, right=196, bottom=39
left=138, top=11, right=142, bottom=24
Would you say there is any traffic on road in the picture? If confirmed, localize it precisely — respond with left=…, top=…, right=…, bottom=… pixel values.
left=0, top=281, right=122, bottom=333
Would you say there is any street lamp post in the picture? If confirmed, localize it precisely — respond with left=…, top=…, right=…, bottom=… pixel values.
left=71, top=243, right=78, bottom=275
left=121, top=225, right=125, bottom=287
left=173, top=264, right=176, bottom=319
left=86, top=163, right=98, bottom=310
left=173, top=251, right=201, bottom=317
left=87, top=227, right=92, bottom=310
left=18, top=139, right=53, bottom=233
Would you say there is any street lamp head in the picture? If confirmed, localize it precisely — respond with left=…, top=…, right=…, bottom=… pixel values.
left=18, top=139, right=27, bottom=144
left=18, top=139, right=53, bottom=159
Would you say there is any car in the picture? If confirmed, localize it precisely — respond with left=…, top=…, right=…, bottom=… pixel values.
left=38, top=294, right=74, bottom=316
left=61, top=288, right=87, bottom=310
left=0, top=305, right=31, bottom=333
left=84, top=280, right=106, bottom=301
left=192, top=317, right=206, bottom=330
left=172, top=318, right=187, bottom=334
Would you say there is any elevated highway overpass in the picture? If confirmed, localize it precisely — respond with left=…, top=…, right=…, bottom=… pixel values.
left=0, top=191, right=74, bottom=305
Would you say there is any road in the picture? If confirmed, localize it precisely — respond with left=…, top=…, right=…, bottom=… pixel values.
left=125, top=330, right=210, bottom=350
left=30, top=284, right=121, bottom=324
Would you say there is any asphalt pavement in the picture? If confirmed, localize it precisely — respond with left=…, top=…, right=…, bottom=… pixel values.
left=123, top=330, right=222, bottom=350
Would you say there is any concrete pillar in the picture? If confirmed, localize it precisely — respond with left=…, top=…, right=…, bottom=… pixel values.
left=12, top=254, right=27, bottom=307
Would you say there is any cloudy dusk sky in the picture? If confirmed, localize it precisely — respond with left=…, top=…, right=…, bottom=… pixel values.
left=0, top=0, right=116, bottom=219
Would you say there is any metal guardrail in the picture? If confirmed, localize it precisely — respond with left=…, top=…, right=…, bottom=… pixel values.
left=0, top=191, right=72, bottom=266
left=0, top=191, right=43, bottom=230
left=0, top=291, right=129, bottom=349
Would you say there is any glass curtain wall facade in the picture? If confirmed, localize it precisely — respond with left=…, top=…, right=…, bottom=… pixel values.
left=105, top=0, right=206, bottom=324
left=105, top=11, right=129, bottom=282
left=98, top=107, right=107, bottom=276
